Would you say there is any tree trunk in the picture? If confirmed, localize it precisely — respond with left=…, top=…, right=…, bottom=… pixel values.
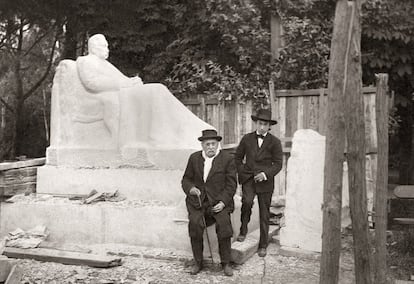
left=374, top=74, right=389, bottom=284
left=344, top=1, right=373, bottom=282
left=319, top=0, right=351, bottom=282
left=410, top=101, right=414, bottom=184
left=270, top=13, right=282, bottom=60
left=63, top=16, right=78, bottom=60
left=398, top=107, right=412, bottom=184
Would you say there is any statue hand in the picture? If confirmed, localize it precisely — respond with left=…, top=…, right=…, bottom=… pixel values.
left=130, top=76, right=143, bottom=86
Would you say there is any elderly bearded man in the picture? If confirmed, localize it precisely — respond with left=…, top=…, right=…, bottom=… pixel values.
left=182, top=129, right=237, bottom=276
left=235, top=109, right=283, bottom=257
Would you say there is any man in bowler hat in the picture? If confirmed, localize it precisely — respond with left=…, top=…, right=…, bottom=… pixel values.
left=235, top=109, right=283, bottom=257
left=182, top=129, right=237, bottom=276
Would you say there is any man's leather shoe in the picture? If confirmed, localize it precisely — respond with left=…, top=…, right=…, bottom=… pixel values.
left=236, top=234, right=246, bottom=242
left=223, top=264, right=233, bottom=276
left=190, top=264, right=202, bottom=275
left=258, top=248, right=267, bottom=257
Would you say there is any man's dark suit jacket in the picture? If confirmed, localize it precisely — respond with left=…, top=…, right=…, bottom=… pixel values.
left=182, top=150, right=237, bottom=211
left=235, top=132, right=283, bottom=193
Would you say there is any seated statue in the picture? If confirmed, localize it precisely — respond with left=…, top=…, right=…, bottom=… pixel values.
left=47, top=34, right=213, bottom=168
left=76, top=34, right=212, bottom=150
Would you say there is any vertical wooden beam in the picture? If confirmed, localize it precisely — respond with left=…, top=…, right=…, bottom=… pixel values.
left=200, top=96, right=206, bottom=121
left=319, top=0, right=351, bottom=282
left=344, top=0, right=373, bottom=282
left=269, top=80, right=280, bottom=137
left=374, top=73, right=389, bottom=284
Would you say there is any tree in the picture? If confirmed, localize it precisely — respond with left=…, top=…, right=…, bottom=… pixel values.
left=0, top=1, right=62, bottom=159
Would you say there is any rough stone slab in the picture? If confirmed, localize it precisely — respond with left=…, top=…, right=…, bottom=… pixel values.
left=3, top=247, right=121, bottom=268
left=231, top=234, right=259, bottom=264
left=231, top=225, right=280, bottom=264
left=279, top=246, right=321, bottom=261
left=271, top=235, right=280, bottom=244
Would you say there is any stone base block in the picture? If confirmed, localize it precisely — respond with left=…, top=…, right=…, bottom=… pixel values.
left=0, top=196, right=259, bottom=255
left=36, top=166, right=185, bottom=204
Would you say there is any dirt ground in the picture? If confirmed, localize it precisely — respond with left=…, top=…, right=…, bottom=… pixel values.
left=17, top=242, right=356, bottom=284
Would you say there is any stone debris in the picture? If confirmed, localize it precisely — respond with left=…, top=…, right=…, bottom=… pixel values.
left=15, top=243, right=338, bottom=284
left=5, top=225, right=48, bottom=249
left=83, top=189, right=126, bottom=204
left=3, top=193, right=168, bottom=207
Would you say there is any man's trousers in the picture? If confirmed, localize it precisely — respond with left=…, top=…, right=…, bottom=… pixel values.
left=239, top=180, right=273, bottom=249
left=187, top=198, right=233, bottom=266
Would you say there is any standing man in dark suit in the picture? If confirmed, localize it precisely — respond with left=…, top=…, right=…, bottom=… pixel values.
left=182, top=129, right=237, bottom=276
left=235, top=109, right=283, bottom=257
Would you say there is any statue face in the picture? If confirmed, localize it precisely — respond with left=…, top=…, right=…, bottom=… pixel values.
left=90, top=38, right=109, bottom=60
left=201, top=139, right=219, bottom=158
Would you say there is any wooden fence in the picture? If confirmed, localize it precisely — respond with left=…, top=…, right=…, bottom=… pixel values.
left=182, top=86, right=380, bottom=197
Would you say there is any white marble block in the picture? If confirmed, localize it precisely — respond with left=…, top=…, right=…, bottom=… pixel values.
left=279, top=129, right=326, bottom=252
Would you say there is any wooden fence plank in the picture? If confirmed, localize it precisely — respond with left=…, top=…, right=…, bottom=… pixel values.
left=285, top=97, right=298, bottom=137
left=278, top=97, right=286, bottom=138
left=297, top=96, right=304, bottom=130
left=318, top=89, right=328, bottom=135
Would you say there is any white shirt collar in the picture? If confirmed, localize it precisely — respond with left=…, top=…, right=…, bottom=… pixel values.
left=256, top=131, right=268, bottom=137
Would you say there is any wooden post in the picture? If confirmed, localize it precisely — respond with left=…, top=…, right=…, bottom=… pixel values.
left=319, top=0, right=351, bottom=282
left=343, top=1, right=373, bottom=282
left=374, top=73, right=389, bottom=284
left=268, top=80, right=279, bottom=137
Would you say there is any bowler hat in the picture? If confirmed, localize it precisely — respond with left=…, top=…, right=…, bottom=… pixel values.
left=198, top=129, right=222, bottom=142
left=251, top=109, right=277, bottom=125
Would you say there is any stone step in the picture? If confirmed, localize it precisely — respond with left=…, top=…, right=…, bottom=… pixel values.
left=231, top=225, right=280, bottom=264
left=278, top=246, right=320, bottom=261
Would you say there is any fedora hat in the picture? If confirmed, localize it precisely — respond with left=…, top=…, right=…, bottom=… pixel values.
left=251, top=109, right=277, bottom=125
left=198, top=129, right=222, bottom=142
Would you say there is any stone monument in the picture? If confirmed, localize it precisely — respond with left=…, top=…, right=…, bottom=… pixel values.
left=1, top=34, right=259, bottom=254
left=37, top=34, right=213, bottom=197
left=279, top=129, right=374, bottom=253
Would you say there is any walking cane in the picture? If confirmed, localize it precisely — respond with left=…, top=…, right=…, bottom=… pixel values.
left=197, top=194, right=215, bottom=264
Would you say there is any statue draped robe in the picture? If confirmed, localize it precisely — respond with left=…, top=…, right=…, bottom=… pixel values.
left=76, top=54, right=212, bottom=151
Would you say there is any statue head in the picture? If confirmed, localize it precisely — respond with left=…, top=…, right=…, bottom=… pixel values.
left=88, top=34, right=109, bottom=60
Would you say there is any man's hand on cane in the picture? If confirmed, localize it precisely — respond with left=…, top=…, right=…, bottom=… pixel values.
left=189, top=187, right=201, bottom=196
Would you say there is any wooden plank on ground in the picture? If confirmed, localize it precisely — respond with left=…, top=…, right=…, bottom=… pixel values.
left=5, top=264, right=23, bottom=284
left=394, top=186, right=414, bottom=199
left=0, top=158, right=45, bottom=172
left=393, top=218, right=414, bottom=225
left=3, top=247, right=122, bottom=268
